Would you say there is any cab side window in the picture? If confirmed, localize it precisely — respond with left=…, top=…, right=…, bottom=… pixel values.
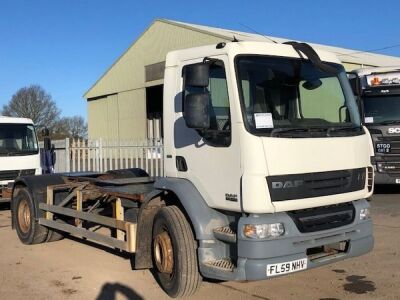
left=183, top=62, right=231, bottom=147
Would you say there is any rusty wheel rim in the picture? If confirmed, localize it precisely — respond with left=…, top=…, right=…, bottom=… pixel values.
left=18, top=199, right=31, bottom=234
left=154, top=230, right=174, bottom=274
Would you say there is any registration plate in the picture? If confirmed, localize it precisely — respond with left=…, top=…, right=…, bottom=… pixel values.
left=376, top=143, right=391, bottom=153
left=266, top=258, right=308, bottom=277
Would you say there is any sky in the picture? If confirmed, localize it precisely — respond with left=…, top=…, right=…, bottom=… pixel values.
left=1, top=0, right=400, bottom=119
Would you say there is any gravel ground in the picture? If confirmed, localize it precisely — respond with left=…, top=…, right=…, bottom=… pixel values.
left=0, top=188, right=399, bottom=300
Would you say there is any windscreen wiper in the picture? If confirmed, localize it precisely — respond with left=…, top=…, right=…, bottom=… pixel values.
left=271, top=126, right=361, bottom=137
left=270, top=127, right=325, bottom=137
left=327, top=126, right=361, bottom=132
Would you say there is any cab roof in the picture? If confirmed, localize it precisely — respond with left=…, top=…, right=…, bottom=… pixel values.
left=166, top=41, right=341, bottom=67
left=0, top=116, right=34, bottom=124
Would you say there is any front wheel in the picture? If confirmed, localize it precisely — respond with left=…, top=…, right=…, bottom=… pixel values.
left=152, top=206, right=202, bottom=297
left=13, top=187, right=49, bottom=245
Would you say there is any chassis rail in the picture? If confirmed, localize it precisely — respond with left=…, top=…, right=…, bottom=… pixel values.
left=36, top=176, right=156, bottom=253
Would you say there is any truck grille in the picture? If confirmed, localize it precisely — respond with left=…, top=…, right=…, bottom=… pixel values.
left=0, top=169, right=35, bottom=181
left=377, top=161, right=400, bottom=174
left=376, top=137, right=400, bottom=154
left=267, top=168, right=366, bottom=201
left=288, top=202, right=355, bottom=233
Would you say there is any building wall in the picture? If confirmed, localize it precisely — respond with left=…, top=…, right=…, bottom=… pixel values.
left=87, top=89, right=147, bottom=140
left=85, top=20, right=228, bottom=140
left=118, top=89, right=146, bottom=140
left=87, top=97, right=108, bottom=139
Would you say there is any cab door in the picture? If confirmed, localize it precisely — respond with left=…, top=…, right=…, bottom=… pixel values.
left=174, top=56, right=242, bottom=211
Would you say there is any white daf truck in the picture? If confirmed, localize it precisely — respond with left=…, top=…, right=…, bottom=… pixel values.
left=10, top=41, right=374, bottom=298
left=0, top=116, right=41, bottom=202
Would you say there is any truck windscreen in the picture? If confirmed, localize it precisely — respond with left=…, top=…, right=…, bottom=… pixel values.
left=235, top=55, right=362, bottom=137
left=363, top=96, right=400, bottom=124
left=0, top=124, right=39, bottom=156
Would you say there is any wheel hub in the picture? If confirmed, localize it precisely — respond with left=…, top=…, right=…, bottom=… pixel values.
left=154, top=231, right=174, bottom=274
left=18, top=199, right=31, bottom=234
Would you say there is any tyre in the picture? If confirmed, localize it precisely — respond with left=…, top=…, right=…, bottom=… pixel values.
left=45, top=227, right=64, bottom=242
left=152, top=206, right=202, bottom=298
left=13, top=187, right=49, bottom=245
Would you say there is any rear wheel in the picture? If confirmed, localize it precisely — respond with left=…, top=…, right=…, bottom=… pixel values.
left=152, top=206, right=202, bottom=298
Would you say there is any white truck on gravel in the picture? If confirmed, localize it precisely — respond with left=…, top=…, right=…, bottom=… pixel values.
left=0, top=116, right=40, bottom=202
left=10, top=41, right=374, bottom=298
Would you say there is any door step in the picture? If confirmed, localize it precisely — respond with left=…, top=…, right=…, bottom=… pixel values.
left=213, top=226, right=236, bottom=243
left=204, top=259, right=235, bottom=272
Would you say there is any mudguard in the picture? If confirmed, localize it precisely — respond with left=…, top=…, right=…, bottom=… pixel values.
left=154, top=177, right=229, bottom=240
left=134, top=178, right=230, bottom=269
left=11, top=174, right=65, bottom=228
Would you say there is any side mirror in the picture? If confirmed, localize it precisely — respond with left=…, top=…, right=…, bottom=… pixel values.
left=184, top=63, right=209, bottom=87
left=42, top=127, right=51, bottom=151
left=51, top=144, right=57, bottom=165
left=184, top=92, right=210, bottom=129
left=339, top=105, right=350, bottom=122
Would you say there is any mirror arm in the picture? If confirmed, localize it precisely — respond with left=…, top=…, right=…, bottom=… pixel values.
left=339, top=105, right=346, bottom=123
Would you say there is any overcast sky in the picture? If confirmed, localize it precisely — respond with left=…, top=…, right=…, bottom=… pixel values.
left=1, top=0, right=399, bottom=119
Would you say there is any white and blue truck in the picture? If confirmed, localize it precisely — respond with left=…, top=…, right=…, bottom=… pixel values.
left=11, top=41, right=374, bottom=297
left=0, top=116, right=41, bottom=202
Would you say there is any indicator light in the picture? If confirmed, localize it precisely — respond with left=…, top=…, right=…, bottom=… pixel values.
left=371, top=77, right=380, bottom=86
left=243, top=223, right=285, bottom=239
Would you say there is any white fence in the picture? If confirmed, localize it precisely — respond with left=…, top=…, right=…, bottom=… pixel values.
left=42, top=138, right=164, bottom=177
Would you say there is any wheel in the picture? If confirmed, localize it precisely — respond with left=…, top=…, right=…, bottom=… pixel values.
left=13, top=187, right=49, bottom=245
left=152, top=206, right=202, bottom=297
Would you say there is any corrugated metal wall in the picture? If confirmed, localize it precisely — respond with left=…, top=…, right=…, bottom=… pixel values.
left=86, top=20, right=228, bottom=140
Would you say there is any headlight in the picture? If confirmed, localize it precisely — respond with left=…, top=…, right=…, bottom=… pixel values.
left=243, top=223, right=285, bottom=239
left=360, top=208, right=371, bottom=220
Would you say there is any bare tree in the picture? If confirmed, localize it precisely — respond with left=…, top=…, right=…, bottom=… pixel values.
left=2, top=85, right=60, bottom=132
left=53, top=116, right=88, bottom=139
left=67, top=116, right=88, bottom=139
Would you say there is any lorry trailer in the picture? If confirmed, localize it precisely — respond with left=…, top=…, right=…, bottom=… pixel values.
left=0, top=117, right=41, bottom=202
left=11, top=41, right=374, bottom=298
left=350, top=67, right=400, bottom=184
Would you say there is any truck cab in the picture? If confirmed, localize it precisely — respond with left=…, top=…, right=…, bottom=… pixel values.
left=162, top=41, right=373, bottom=281
left=350, top=67, right=400, bottom=184
left=0, top=117, right=41, bottom=202
left=165, top=42, right=374, bottom=211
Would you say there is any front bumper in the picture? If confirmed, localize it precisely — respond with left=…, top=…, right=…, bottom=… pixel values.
left=374, top=170, right=400, bottom=185
left=199, top=199, right=373, bottom=281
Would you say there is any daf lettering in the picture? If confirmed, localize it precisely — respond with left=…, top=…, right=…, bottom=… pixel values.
left=272, top=180, right=304, bottom=189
